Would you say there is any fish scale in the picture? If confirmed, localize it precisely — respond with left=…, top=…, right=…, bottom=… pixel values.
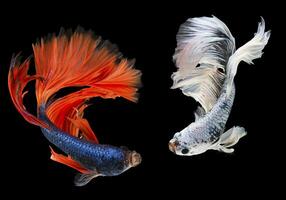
left=39, top=108, right=127, bottom=175
left=181, top=83, right=235, bottom=147
left=204, top=83, right=235, bottom=141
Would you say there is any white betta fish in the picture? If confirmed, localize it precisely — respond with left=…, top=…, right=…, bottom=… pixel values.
left=169, top=16, right=270, bottom=156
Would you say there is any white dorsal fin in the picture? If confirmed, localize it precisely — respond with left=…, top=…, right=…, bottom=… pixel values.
left=172, top=16, right=235, bottom=112
left=226, top=17, right=271, bottom=96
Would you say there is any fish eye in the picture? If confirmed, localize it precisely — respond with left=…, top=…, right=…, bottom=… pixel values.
left=181, top=148, right=189, bottom=154
left=217, top=67, right=225, bottom=73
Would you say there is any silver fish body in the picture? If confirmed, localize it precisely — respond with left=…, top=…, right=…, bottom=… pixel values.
left=169, top=83, right=237, bottom=156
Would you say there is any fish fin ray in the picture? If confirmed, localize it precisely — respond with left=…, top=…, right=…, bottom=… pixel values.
left=32, top=29, right=141, bottom=137
left=226, top=17, right=270, bottom=96
left=74, top=172, right=100, bottom=187
left=172, top=16, right=235, bottom=112
left=8, top=55, right=48, bottom=128
left=50, top=147, right=90, bottom=174
left=67, top=105, right=99, bottom=143
left=220, top=126, right=247, bottom=148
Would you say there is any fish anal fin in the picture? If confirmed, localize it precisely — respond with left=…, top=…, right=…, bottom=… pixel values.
left=50, top=147, right=90, bottom=174
left=74, top=172, right=101, bottom=187
left=217, top=145, right=234, bottom=153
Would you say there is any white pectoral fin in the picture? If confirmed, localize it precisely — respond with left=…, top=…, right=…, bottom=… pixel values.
left=74, top=172, right=101, bottom=187
left=211, top=140, right=234, bottom=153
left=211, top=126, right=247, bottom=153
left=217, top=145, right=234, bottom=153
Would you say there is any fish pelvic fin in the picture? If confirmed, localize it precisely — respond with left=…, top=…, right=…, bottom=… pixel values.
left=50, top=146, right=90, bottom=174
left=226, top=17, right=271, bottom=96
left=74, top=173, right=101, bottom=187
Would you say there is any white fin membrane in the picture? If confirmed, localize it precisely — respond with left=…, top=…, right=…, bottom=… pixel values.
left=172, top=16, right=236, bottom=112
left=226, top=17, right=271, bottom=96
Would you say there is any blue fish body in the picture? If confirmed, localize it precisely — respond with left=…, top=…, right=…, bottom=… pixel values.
left=39, top=106, right=128, bottom=176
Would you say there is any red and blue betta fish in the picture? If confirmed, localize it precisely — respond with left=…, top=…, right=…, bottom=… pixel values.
left=8, top=29, right=142, bottom=186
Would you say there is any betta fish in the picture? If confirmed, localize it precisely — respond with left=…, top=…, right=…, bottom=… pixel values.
left=8, top=29, right=142, bottom=186
left=169, top=16, right=270, bottom=156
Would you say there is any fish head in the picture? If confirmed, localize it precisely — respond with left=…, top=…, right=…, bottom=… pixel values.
left=129, top=150, right=142, bottom=167
left=121, top=146, right=142, bottom=169
left=169, top=132, right=209, bottom=156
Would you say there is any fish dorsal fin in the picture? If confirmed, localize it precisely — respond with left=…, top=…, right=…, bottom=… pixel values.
left=226, top=18, right=270, bottom=96
left=172, top=16, right=235, bottom=112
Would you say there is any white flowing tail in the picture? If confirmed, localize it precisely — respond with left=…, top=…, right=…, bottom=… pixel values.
left=172, top=16, right=235, bottom=112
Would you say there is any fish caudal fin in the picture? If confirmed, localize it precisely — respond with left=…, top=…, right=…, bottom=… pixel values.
left=172, top=16, right=235, bottom=112
left=226, top=17, right=271, bottom=96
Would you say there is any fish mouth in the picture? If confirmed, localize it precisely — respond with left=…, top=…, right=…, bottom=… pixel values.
left=168, top=142, right=176, bottom=153
left=129, top=151, right=141, bottom=167
left=168, top=139, right=178, bottom=153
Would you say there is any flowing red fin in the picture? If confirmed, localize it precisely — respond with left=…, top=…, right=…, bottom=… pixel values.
left=45, top=90, right=110, bottom=143
left=33, top=30, right=141, bottom=107
left=50, top=147, right=90, bottom=174
left=67, top=104, right=99, bottom=143
left=31, top=29, right=141, bottom=139
left=68, top=118, right=98, bottom=142
left=8, top=55, right=48, bottom=128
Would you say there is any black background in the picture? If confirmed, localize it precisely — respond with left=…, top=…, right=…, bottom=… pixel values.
left=0, top=2, right=282, bottom=198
